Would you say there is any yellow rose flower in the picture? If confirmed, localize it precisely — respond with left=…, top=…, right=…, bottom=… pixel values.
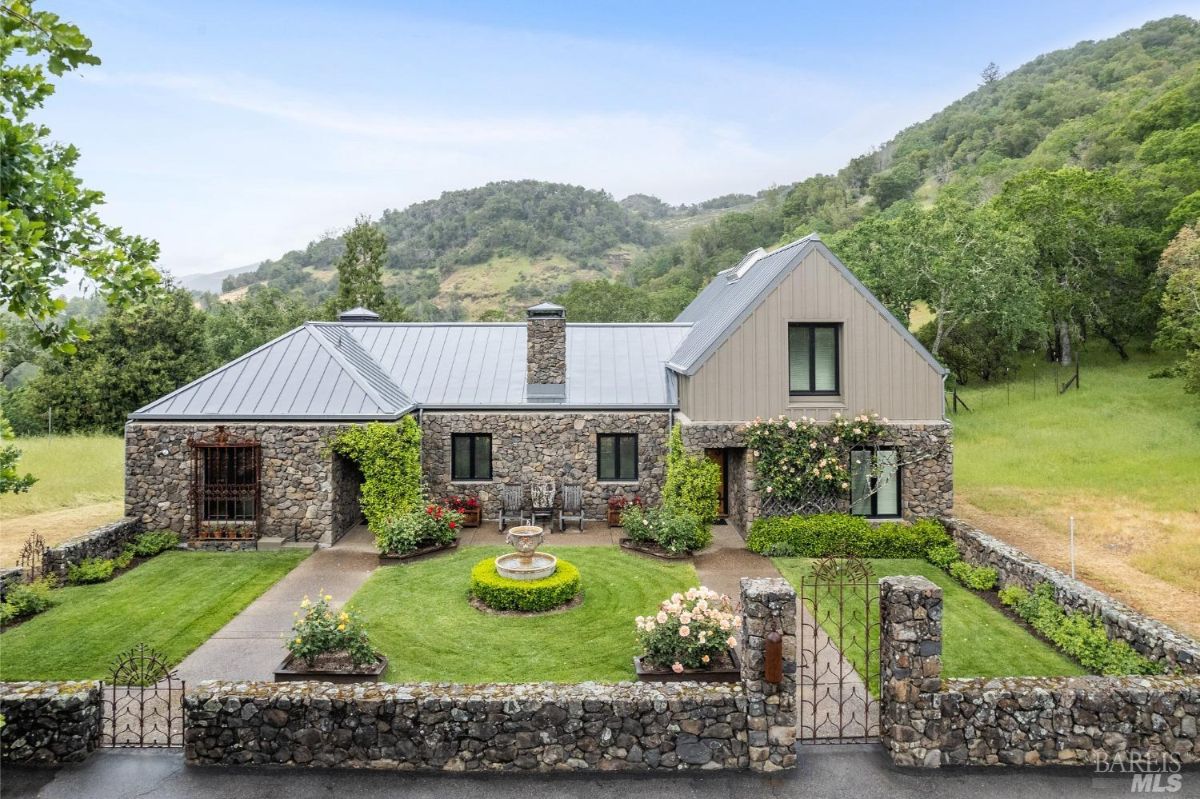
left=324, top=594, right=332, bottom=602
left=337, top=624, right=346, bottom=631
left=294, top=637, right=302, bottom=644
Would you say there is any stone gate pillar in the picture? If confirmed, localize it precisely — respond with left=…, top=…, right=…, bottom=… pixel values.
left=879, top=575, right=944, bottom=767
left=739, top=577, right=797, bottom=772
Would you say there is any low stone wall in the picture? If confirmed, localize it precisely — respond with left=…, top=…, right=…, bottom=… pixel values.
left=42, top=518, right=143, bottom=578
left=943, top=518, right=1200, bottom=673
left=879, top=575, right=1200, bottom=768
left=0, top=566, right=24, bottom=600
left=183, top=577, right=797, bottom=773
left=0, top=681, right=102, bottom=765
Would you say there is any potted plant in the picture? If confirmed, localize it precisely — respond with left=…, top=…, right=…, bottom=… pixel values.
left=607, top=494, right=643, bottom=527
left=275, top=592, right=386, bottom=683
left=375, top=502, right=463, bottom=561
left=633, top=587, right=740, bottom=682
left=447, top=494, right=481, bottom=528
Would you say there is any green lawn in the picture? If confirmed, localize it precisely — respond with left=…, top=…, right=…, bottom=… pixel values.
left=772, top=558, right=1085, bottom=693
left=0, top=435, right=124, bottom=519
left=0, top=550, right=308, bottom=680
left=349, top=546, right=698, bottom=683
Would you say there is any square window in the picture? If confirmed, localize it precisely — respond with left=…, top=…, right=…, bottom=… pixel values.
left=789, top=323, right=840, bottom=395
left=597, top=434, right=638, bottom=481
left=451, top=434, right=492, bottom=481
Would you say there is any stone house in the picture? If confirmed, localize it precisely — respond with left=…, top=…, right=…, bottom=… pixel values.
left=125, top=234, right=952, bottom=546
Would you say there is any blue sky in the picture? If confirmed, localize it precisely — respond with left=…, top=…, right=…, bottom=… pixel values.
left=36, top=0, right=1200, bottom=277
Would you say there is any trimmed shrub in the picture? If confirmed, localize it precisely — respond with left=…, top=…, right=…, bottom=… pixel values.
left=621, top=504, right=712, bottom=554
left=948, top=560, right=998, bottom=591
left=0, top=578, right=56, bottom=624
left=662, top=424, right=721, bottom=531
left=113, top=547, right=135, bottom=570
left=66, top=557, right=115, bottom=585
left=470, top=558, right=581, bottom=612
left=746, top=513, right=951, bottom=558
left=374, top=503, right=461, bottom=554
left=1000, top=582, right=1161, bottom=675
left=926, top=543, right=962, bottom=569
left=131, top=531, right=180, bottom=557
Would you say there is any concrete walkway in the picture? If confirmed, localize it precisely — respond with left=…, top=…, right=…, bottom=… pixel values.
left=174, top=527, right=378, bottom=683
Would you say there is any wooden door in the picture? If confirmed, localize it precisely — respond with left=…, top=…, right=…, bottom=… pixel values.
left=704, top=448, right=728, bottom=517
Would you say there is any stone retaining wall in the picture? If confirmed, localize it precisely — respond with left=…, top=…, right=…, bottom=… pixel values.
left=0, top=681, right=102, bottom=765
left=183, top=577, right=797, bottom=773
left=879, top=575, right=1200, bottom=768
left=42, top=518, right=143, bottom=578
left=943, top=518, right=1200, bottom=673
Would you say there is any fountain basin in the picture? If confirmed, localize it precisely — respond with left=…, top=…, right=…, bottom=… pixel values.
left=495, top=551, right=558, bottom=581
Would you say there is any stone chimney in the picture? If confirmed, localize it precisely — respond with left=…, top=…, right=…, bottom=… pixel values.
left=525, top=302, right=566, bottom=401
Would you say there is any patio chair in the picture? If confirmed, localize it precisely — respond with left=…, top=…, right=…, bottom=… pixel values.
left=558, top=484, right=584, bottom=532
left=498, top=485, right=524, bottom=531
left=530, top=478, right=556, bottom=529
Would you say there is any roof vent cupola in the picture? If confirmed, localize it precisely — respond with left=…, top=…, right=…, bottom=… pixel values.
left=337, top=307, right=380, bottom=323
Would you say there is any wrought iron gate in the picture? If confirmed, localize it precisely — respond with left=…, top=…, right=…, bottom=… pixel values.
left=100, top=643, right=185, bottom=748
left=797, top=555, right=880, bottom=743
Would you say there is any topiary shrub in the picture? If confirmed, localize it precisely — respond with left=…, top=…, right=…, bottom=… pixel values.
left=948, top=561, right=999, bottom=591
left=67, top=557, right=115, bottom=585
left=469, top=558, right=581, bottom=612
left=662, top=424, right=721, bottom=532
left=0, top=577, right=56, bottom=625
left=330, top=419, right=422, bottom=531
left=131, top=531, right=180, bottom=557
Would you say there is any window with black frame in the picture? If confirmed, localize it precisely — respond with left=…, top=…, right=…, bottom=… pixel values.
left=788, top=323, right=840, bottom=395
left=597, top=433, right=638, bottom=481
left=451, top=433, right=493, bottom=481
left=201, top=446, right=258, bottom=521
left=850, top=448, right=901, bottom=518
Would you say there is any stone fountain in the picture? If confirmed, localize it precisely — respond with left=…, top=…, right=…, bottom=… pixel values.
left=496, top=526, right=557, bottom=580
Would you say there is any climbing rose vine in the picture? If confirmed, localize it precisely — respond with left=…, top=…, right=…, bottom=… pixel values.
left=744, top=413, right=890, bottom=504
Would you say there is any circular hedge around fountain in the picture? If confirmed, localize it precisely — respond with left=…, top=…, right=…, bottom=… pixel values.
left=469, top=557, right=581, bottom=612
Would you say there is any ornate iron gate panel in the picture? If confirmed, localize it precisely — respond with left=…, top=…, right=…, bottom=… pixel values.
left=797, top=556, right=880, bottom=743
left=101, top=643, right=185, bottom=748
left=16, top=532, right=48, bottom=581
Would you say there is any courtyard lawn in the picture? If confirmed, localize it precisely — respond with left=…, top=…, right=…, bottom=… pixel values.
left=772, top=558, right=1085, bottom=693
left=0, top=550, right=308, bottom=681
left=349, top=546, right=698, bottom=683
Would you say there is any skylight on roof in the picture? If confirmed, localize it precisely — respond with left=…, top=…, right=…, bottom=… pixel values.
left=729, top=247, right=767, bottom=281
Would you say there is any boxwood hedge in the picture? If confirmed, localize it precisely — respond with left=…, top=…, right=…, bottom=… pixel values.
left=469, top=557, right=582, bottom=612
left=746, top=513, right=951, bottom=558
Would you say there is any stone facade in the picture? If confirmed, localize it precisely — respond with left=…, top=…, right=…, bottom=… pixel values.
left=0, top=681, right=102, bottom=765
left=125, top=423, right=359, bottom=546
left=525, top=315, right=566, bottom=386
left=944, top=519, right=1200, bottom=673
left=42, top=518, right=143, bottom=578
left=182, top=579, right=797, bottom=773
left=679, top=420, right=953, bottom=533
left=879, top=575, right=1200, bottom=768
left=421, top=411, right=672, bottom=519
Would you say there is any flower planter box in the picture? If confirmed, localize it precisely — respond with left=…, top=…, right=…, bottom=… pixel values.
left=633, top=648, right=741, bottom=683
left=274, top=653, right=388, bottom=684
left=607, top=509, right=623, bottom=527
left=460, top=508, right=481, bottom=528
left=619, top=538, right=694, bottom=560
left=378, top=540, right=458, bottom=564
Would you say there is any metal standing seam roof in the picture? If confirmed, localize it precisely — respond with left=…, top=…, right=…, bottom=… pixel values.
left=667, top=234, right=947, bottom=377
left=130, top=322, right=692, bottom=420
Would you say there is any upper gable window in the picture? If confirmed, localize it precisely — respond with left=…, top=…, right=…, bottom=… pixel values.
left=789, top=323, right=840, bottom=395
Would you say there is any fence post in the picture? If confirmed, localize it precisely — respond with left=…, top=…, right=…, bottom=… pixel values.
left=740, top=577, right=797, bottom=772
left=879, top=575, right=944, bottom=768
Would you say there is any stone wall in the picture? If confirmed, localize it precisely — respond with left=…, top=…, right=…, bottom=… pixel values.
left=944, top=519, right=1199, bottom=673
left=421, top=411, right=671, bottom=519
left=42, top=518, right=143, bottom=578
left=182, top=578, right=797, bottom=773
left=525, top=316, right=566, bottom=386
left=0, top=567, right=26, bottom=601
left=0, top=682, right=102, bottom=765
left=330, top=454, right=363, bottom=536
left=679, top=420, right=953, bottom=531
left=125, top=423, right=354, bottom=546
left=879, top=575, right=1200, bottom=768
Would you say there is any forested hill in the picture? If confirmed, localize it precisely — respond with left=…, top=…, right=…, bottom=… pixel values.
left=583, top=15, right=1200, bottom=328
left=219, top=180, right=663, bottom=318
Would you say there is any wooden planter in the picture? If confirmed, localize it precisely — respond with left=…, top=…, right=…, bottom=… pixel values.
left=460, top=508, right=481, bottom=528
left=274, top=654, right=388, bottom=684
left=619, top=538, right=693, bottom=560
left=633, top=649, right=741, bottom=683
left=378, top=540, right=458, bottom=564
left=607, top=508, right=623, bottom=527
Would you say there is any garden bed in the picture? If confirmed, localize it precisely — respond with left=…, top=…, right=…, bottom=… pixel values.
left=274, top=653, right=388, bottom=684
left=633, top=648, right=740, bottom=683
left=377, top=540, right=459, bottom=563
left=618, top=538, right=694, bottom=560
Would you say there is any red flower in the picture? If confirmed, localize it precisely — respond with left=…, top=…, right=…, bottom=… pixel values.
left=448, top=521, right=456, bottom=529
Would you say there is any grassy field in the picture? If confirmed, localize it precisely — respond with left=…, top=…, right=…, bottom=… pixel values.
left=0, top=435, right=126, bottom=565
left=350, top=546, right=697, bottom=683
left=0, top=550, right=309, bottom=680
left=952, top=347, right=1200, bottom=637
left=772, top=558, right=1085, bottom=693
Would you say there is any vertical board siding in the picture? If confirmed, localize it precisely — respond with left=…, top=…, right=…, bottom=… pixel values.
left=682, top=250, right=944, bottom=422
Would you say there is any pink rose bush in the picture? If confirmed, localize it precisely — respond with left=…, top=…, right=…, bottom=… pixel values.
left=635, top=586, right=738, bottom=670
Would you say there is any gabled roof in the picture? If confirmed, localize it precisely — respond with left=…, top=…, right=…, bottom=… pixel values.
left=130, top=325, right=414, bottom=421
left=668, top=234, right=947, bottom=377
